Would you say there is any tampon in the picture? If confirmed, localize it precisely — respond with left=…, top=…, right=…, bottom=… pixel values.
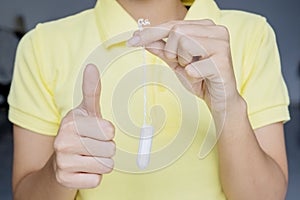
left=137, top=125, right=154, bottom=169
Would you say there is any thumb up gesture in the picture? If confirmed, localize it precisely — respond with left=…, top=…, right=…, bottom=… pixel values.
left=53, top=64, right=115, bottom=189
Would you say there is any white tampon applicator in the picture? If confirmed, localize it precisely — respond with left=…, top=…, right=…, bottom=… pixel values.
left=136, top=19, right=154, bottom=169
left=137, top=125, right=154, bottom=169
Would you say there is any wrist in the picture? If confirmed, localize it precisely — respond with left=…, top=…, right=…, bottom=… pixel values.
left=226, top=94, right=248, bottom=117
left=211, top=94, right=248, bottom=133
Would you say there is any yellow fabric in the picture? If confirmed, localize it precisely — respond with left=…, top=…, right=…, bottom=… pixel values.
left=8, top=0, right=290, bottom=199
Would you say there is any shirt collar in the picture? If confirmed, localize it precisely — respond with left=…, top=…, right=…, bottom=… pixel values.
left=94, top=0, right=221, bottom=48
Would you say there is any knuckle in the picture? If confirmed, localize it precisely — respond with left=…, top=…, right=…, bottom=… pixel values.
left=100, top=119, right=115, bottom=140
left=218, top=52, right=231, bottom=64
left=202, top=19, right=215, bottom=25
left=55, top=157, right=69, bottom=171
left=90, top=175, right=102, bottom=188
left=94, top=159, right=112, bottom=174
left=105, top=167, right=114, bottom=174
left=53, top=139, right=65, bottom=153
left=61, top=110, right=76, bottom=123
left=55, top=153, right=76, bottom=172
left=101, top=158, right=114, bottom=172
left=179, top=36, right=190, bottom=49
left=164, top=50, right=177, bottom=60
left=218, top=40, right=231, bottom=52
left=107, top=158, right=115, bottom=169
left=167, top=20, right=179, bottom=26
left=171, top=24, right=182, bottom=34
left=108, top=141, right=116, bottom=157
left=217, top=25, right=230, bottom=39
left=54, top=136, right=76, bottom=154
left=55, top=170, right=69, bottom=186
left=108, top=122, right=116, bottom=137
left=99, top=165, right=113, bottom=174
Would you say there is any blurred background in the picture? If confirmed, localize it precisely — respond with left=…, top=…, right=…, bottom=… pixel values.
left=0, top=0, right=299, bottom=199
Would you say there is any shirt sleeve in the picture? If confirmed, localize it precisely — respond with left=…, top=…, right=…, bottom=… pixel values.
left=240, top=19, right=290, bottom=130
left=8, top=29, right=60, bottom=136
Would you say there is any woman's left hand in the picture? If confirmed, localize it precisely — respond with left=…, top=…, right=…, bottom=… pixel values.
left=127, top=20, right=241, bottom=114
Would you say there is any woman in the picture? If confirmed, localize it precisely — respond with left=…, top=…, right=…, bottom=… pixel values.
left=9, top=0, right=289, bottom=199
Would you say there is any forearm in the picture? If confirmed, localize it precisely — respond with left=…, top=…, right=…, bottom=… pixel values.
left=216, top=97, right=287, bottom=200
left=13, top=154, right=77, bottom=200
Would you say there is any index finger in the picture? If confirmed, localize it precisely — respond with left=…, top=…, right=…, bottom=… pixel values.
left=127, top=19, right=215, bottom=47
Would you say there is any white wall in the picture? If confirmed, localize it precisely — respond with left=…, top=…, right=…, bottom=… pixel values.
left=1, top=0, right=299, bottom=103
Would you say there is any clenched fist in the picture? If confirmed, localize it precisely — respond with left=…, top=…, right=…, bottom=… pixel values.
left=53, top=64, right=115, bottom=189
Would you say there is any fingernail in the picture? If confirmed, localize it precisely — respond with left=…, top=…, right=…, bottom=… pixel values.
left=186, top=65, right=199, bottom=77
left=127, top=35, right=141, bottom=47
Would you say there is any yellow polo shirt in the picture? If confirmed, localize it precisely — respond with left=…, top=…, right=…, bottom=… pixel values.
left=8, top=0, right=290, bottom=199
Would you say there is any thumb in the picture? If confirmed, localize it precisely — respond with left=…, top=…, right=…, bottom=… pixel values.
left=79, top=64, right=102, bottom=117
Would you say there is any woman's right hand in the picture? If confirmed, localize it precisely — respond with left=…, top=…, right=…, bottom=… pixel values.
left=53, top=64, right=116, bottom=189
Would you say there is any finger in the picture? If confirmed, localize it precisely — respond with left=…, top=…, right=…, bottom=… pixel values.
left=165, top=23, right=227, bottom=61
left=127, top=20, right=219, bottom=46
left=56, top=171, right=102, bottom=189
left=146, top=30, right=220, bottom=67
left=169, top=24, right=229, bottom=40
left=177, top=36, right=194, bottom=67
left=79, top=64, right=101, bottom=117
left=185, top=58, right=218, bottom=80
left=146, top=40, right=193, bottom=90
left=57, top=114, right=115, bottom=141
left=177, top=36, right=209, bottom=68
left=174, top=66, right=195, bottom=93
left=78, top=138, right=116, bottom=158
left=74, top=117, right=115, bottom=141
left=127, top=20, right=216, bottom=47
left=145, top=40, right=178, bottom=69
left=163, top=26, right=182, bottom=60
left=159, top=19, right=215, bottom=27
left=56, top=154, right=114, bottom=174
left=57, top=121, right=115, bottom=156
left=77, top=156, right=114, bottom=174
